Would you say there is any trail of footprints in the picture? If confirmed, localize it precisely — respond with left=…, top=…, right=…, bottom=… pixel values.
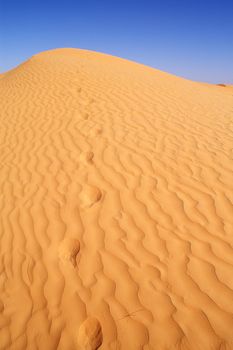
left=59, top=116, right=103, bottom=349
left=1, top=49, right=233, bottom=350
left=61, top=151, right=103, bottom=349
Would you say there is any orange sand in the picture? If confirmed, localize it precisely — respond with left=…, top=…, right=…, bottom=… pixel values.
left=0, top=48, right=233, bottom=350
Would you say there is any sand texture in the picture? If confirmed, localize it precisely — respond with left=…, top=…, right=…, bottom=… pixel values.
left=0, top=49, right=233, bottom=350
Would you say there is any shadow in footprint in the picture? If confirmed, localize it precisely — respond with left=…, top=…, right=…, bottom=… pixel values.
left=59, top=238, right=80, bottom=267
left=80, top=185, right=102, bottom=208
left=80, top=151, right=94, bottom=164
left=77, top=317, right=102, bottom=350
left=90, top=127, right=102, bottom=137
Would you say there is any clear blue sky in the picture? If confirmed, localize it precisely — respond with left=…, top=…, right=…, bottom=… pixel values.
left=0, top=0, right=232, bottom=83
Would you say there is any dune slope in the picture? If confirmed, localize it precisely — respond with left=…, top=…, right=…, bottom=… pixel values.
left=0, top=48, right=233, bottom=350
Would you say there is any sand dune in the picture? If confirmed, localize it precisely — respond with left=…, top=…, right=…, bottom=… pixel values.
left=0, top=48, right=233, bottom=350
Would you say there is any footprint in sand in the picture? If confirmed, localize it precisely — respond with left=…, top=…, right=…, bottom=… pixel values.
left=77, top=317, right=102, bottom=350
left=80, top=185, right=102, bottom=208
left=59, top=238, right=80, bottom=267
left=81, top=98, right=95, bottom=107
left=80, top=151, right=94, bottom=164
left=82, top=113, right=89, bottom=120
left=90, top=126, right=102, bottom=137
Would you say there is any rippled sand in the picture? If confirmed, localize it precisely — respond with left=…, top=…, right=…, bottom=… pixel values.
left=0, top=49, right=233, bottom=350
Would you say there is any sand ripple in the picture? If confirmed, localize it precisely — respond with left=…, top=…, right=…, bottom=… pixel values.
left=0, top=48, right=233, bottom=349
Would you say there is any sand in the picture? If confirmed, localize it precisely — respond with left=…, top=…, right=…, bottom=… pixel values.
left=0, top=48, right=233, bottom=350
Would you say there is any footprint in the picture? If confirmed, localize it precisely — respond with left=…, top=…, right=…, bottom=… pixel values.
left=80, top=185, right=102, bottom=208
left=80, top=151, right=94, bottom=164
left=115, top=210, right=123, bottom=220
left=59, top=238, right=80, bottom=267
left=77, top=317, right=102, bottom=350
left=82, top=113, right=89, bottom=120
left=90, top=127, right=102, bottom=137
left=82, top=98, right=95, bottom=107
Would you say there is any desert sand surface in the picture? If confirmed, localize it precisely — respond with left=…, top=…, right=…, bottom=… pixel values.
left=0, top=48, right=233, bottom=350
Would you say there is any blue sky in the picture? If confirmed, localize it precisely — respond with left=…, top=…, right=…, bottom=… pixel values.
left=0, top=0, right=232, bottom=83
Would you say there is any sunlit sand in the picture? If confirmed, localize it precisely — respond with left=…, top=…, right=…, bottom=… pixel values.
left=0, top=48, right=233, bottom=349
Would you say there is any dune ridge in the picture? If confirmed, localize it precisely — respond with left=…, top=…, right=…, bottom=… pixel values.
left=0, top=48, right=233, bottom=349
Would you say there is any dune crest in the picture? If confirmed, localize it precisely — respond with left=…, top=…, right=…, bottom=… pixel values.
left=0, top=48, right=233, bottom=349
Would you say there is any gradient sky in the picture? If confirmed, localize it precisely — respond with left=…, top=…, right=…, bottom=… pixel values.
left=0, top=0, right=232, bottom=83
